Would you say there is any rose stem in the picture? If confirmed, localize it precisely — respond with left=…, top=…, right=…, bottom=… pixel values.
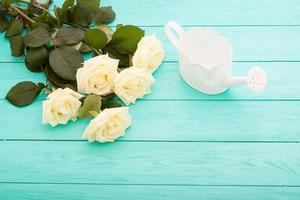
left=16, top=0, right=49, bottom=11
left=10, top=5, right=36, bottom=24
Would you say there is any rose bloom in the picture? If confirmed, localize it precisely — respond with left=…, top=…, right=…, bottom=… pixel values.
left=76, top=54, right=119, bottom=95
left=132, top=35, right=164, bottom=73
left=114, top=67, right=155, bottom=105
left=42, top=88, right=83, bottom=127
left=82, top=107, right=132, bottom=143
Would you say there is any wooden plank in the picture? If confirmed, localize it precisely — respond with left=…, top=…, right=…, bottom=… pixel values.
left=1, top=62, right=300, bottom=100
left=151, top=62, right=300, bottom=100
left=0, top=141, right=299, bottom=185
left=51, top=0, right=300, bottom=26
left=1, top=26, right=300, bottom=62
left=0, top=184, right=299, bottom=200
left=1, top=100, right=299, bottom=141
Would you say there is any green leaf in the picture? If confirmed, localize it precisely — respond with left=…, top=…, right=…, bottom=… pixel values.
left=55, top=27, right=85, bottom=46
left=25, top=47, right=49, bottom=72
left=88, top=111, right=99, bottom=117
left=5, top=18, right=24, bottom=37
left=0, top=14, right=9, bottom=32
left=78, top=94, right=102, bottom=118
left=5, top=0, right=14, bottom=5
left=102, top=92, right=116, bottom=100
left=62, top=0, right=75, bottom=10
left=34, top=11, right=47, bottom=23
left=84, top=29, right=107, bottom=49
left=49, top=46, right=83, bottom=81
left=44, top=63, right=77, bottom=90
left=109, top=25, right=144, bottom=54
left=0, top=4, right=7, bottom=12
left=23, top=26, right=51, bottom=47
left=96, top=24, right=113, bottom=41
left=30, top=22, right=50, bottom=31
left=116, top=24, right=123, bottom=30
left=72, top=5, right=93, bottom=27
left=64, top=6, right=75, bottom=23
left=101, top=101, right=121, bottom=110
left=6, top=81, right=45, bottom=107
left=95, top=6, right=116, bottom=24
left=9, top=35, right=24, bottom=57
left=54, top=6, right=63, bottom=27
left=106, top=47, right=130, bottom=68
left=77, top=0, right=100, bottom=13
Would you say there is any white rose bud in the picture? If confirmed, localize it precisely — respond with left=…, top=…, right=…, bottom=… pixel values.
left=132, top=35, right=164, bottom=73
left=42, top=88, right=83, bottom=127
left=82, top=107, right=132, bottom=143
left=76, top=54, right=119, bottom=95
left=114, top=67, right=155, bottom=105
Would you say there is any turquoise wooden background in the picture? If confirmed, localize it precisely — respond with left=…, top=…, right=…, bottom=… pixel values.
left=1, top=0, right=300, bottom=199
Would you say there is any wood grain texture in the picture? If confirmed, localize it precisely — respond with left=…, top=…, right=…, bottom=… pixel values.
left=1, top=100, right=299, bottom=141
left=0, top=141, right=300, bottom=185
left=1, top=62, right=300, bottom=100
left=1, top=26, right=300, bottom=62
left=0, top=0, right=299, bottom=198
left=51, top=0, right=300, bottom=26
left=1, top=184, right=300, bottom=200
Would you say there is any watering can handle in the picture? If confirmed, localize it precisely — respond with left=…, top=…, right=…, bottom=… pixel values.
left=164, top=21, right=184, bottom=49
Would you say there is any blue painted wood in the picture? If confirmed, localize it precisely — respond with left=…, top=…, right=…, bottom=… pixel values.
left=51, top=0, right=300, bottom=26
left=1, top=100, right=299, bottom=141
left=0, top=141, right=300, bottom=185
left=0, top=184, right=300, bottom=200
left=2, top=27, right=300, bottom=62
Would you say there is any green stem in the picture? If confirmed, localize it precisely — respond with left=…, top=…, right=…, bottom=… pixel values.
left=10, top=5, right=36, bottom=24
left=16, top=0, right=49, bottom=11
left=88, top=44, right=101, bottom=55
left=16, top=0, right=89, bottom=32
left=32, top=3, right=48, bottom=12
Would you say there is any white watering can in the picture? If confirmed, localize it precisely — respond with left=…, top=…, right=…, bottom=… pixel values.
left=164, top=21, right=267, bottom=95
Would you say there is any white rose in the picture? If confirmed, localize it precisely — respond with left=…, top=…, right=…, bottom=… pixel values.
left=132, top=35, right=164, bottom=73
left=114, top=67, right=155, bottom=105
left=82, top=107, right=132, bottom=143
left=42, top=88, right=83, bottom=127
left=76, top=54, right=119, bottom=95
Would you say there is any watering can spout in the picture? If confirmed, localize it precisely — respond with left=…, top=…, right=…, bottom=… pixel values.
left=225, top=67, right=268, bottom=92
left=225, top=76, right=246, bottom=87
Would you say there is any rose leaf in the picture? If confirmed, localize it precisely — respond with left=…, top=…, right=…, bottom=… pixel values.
left=6, top=81, right=45, bottom=107
left=49, top=46, right=83, bottom=81
left=79, top=94, right=102, bottom=118
left=9, top=35, right=24, bottom=57
left=84, top=28, right=108, bottom=50
left=109, top=25, right=144, bottom=54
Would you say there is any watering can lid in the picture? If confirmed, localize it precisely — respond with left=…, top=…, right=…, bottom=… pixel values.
left=179, top=28, right=232, bottom=70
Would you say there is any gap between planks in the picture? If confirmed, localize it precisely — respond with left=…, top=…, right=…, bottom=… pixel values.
left=130, top=25, right=300, bottom=27
left=2, top=99, right=300, bottom=101
left=0, top=139, right=299, bottom=143
left=0, top=60, right=300, bottom=64
left=1, top=182, right=300, bottom=187
left=2, top=60, right=300, bottom=64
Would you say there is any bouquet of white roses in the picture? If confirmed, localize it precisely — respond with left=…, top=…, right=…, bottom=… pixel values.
left=2, top=0, right=164, bottom=143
